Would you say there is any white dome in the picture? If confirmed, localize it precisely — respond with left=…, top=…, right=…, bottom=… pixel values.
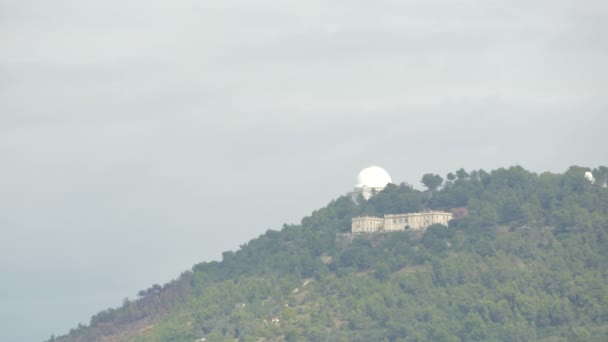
left=355, top=166, right=392, bottom=189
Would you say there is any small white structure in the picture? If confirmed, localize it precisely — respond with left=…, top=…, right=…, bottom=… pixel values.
left=350, top=166, right=392, bottom=201
left=584, top=171, right=596, bottom=184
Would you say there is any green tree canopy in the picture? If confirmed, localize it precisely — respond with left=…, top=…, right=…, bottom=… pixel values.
left=421, top=173, right=444, bottom=192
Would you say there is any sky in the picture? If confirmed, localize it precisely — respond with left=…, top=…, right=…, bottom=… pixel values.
left=1, top=0, right=607, bottom=340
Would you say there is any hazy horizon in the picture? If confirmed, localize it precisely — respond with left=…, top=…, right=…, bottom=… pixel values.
left=1, top=0, right=606, bottom=340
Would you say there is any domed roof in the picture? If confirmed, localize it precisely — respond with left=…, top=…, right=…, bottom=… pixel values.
left=355, top=166, right=392, bottom=189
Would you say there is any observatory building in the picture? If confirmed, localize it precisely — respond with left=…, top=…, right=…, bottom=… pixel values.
left=351, top=211, right=453, bottom=234
left=349, top=165, right=453, bottom=234
left=349, top=166, right=392, bottom=201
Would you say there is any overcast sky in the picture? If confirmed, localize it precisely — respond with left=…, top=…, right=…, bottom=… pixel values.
left=1, top=0, right=607, bottom=340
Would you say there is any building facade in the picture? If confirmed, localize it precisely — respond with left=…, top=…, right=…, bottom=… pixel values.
left=351, top=211, right=453, bottom=234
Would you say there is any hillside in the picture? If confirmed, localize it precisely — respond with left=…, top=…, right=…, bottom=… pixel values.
left=50, top=166, right=608, bottom=342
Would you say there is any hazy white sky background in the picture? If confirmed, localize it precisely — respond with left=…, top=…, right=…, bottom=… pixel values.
left=1, top=0, right=606, bottom=340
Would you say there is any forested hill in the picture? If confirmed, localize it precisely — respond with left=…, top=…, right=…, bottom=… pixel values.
left=52, top=166, right=608, bottom=342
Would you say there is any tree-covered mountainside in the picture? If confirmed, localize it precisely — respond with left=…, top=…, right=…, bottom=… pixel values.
left=51, top=166, right=608, bottom=342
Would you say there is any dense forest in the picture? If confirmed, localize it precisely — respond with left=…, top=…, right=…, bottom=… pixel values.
left=51, top=165, right=608, bottom=341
